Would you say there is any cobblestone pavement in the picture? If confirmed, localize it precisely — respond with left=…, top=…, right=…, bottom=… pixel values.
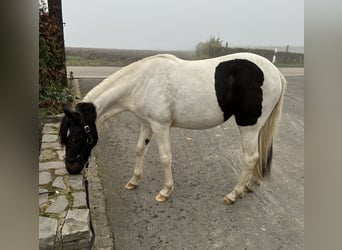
left=39, top=122, right=92, bottom=249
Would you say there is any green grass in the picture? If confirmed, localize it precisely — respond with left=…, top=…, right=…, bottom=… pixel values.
left=275, top=63, right=304, bottom=68
left=66, top=55, right=113, bottom=66
left=67, top=55, right=304, bottom=68
left=66, top=48, right=304, bottom=68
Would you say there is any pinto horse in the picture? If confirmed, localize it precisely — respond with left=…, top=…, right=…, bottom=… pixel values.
left=60, top=53, right=286, bottom=204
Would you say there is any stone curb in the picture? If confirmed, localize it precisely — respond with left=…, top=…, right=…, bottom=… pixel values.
left=87, top=156, right=115, bottom=249
left=73, top=78, right=115, bottom=249
left=39, top=79, right=114, bottom=249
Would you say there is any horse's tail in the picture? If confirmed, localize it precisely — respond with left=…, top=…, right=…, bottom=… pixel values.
left=254, top=71, right=287, bottom=181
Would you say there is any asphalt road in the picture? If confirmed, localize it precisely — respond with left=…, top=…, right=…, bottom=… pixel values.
left=77, top=69, right=304, bottom=250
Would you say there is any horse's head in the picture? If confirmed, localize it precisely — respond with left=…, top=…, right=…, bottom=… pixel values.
left=59, top=102, right=98, bottom=174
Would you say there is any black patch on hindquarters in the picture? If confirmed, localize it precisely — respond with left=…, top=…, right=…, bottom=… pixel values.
left=214, top=59, right=264, bottom=126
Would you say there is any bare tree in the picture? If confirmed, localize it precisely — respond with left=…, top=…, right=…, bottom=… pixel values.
left=48, top=0, right=67, bottom=86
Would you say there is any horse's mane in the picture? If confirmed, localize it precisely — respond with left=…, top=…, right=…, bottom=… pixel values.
left=59, top=116, right=70, bottom=145
left=83, top=54, right=180, bottom=102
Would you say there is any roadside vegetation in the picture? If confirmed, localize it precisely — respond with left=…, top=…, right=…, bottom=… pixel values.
left=39, top=2, right=72, bottom=118
left=66, top=55, right=110, bottom=66
left=66, top=48, right=196, bottom=67
left=273, top=63, right=304, bottom=68
left=196, top=36, right=226, bottom=59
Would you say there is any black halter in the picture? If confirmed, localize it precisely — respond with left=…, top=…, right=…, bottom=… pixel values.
left=69, top=123, right=96, bottom=168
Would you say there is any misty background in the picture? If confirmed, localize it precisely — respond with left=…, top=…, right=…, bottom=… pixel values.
left=61, top=0, right=304, bottom=53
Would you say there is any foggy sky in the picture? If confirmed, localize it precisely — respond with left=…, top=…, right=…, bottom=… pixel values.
left=61, top=0, right=304, bottom=50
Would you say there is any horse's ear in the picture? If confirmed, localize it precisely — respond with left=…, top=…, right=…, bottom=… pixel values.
left=63, top=105, right=74, bottom=119
left=63, top=105, right=82, bottom=124
left=59, top=115, right=70, bottom=145
left=76, top=102, right=97, bottom=123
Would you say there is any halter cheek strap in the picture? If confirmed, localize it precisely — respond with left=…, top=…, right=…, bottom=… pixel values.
left=84, top=125, right=94, bottom=145
left=70, top=124, right=96, bottom=168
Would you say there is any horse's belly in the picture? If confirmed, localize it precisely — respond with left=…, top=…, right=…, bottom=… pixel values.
left=172, top=94, right=225, bottom=129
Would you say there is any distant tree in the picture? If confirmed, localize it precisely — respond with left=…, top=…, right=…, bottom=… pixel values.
left=196, top=36, right=224, bottom=58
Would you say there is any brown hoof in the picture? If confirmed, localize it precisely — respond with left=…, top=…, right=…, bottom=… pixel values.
left=155, top=193, right=168, bottom=202
left=125, top=182, right=137, bottom=190
left=221, top=195, right=234, bottom=205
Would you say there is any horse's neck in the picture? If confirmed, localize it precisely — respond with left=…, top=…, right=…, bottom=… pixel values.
left=83, top=68, right=137, bottom=123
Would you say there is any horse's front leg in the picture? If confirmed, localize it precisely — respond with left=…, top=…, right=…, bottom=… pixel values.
left=125, top=124, right=153, bottom=190
left=151, top=123, right=173, bottom=202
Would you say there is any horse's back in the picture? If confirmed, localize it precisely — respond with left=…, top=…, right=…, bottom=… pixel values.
left=134, top=53, right=283, bottom=130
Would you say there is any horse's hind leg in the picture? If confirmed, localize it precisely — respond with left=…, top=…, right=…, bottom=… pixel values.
left=222, top=126, right=260, bottom=204
left=125, top=124, right=153, bottom=190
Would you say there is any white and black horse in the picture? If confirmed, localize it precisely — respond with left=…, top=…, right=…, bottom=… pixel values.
left=60, top=53, right=286, bottom=204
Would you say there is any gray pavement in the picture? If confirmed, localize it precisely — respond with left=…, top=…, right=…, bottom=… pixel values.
left=67, top=66, right=122, bottom=78
left=76, top=70, right=304, bottom=249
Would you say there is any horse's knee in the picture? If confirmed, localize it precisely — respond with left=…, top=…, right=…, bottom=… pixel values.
left=160, top=155, right=171, bottom=166
left=135, top=143, right=145, bottom=157
left=135, top=148, right=143, bottom=157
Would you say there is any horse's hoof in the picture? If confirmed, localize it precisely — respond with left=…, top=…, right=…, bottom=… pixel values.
left=221, top=195, right=234, bottom=205
left=125, top=182, right=137, bottom=190
left=155, top=193, right=168, bottom=202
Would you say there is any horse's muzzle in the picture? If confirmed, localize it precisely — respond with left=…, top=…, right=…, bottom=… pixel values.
left=65, top=160, right=84, bottom=174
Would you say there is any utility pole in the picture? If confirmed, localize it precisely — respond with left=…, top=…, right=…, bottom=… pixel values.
left=48, top=0, right=67, bottom=87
